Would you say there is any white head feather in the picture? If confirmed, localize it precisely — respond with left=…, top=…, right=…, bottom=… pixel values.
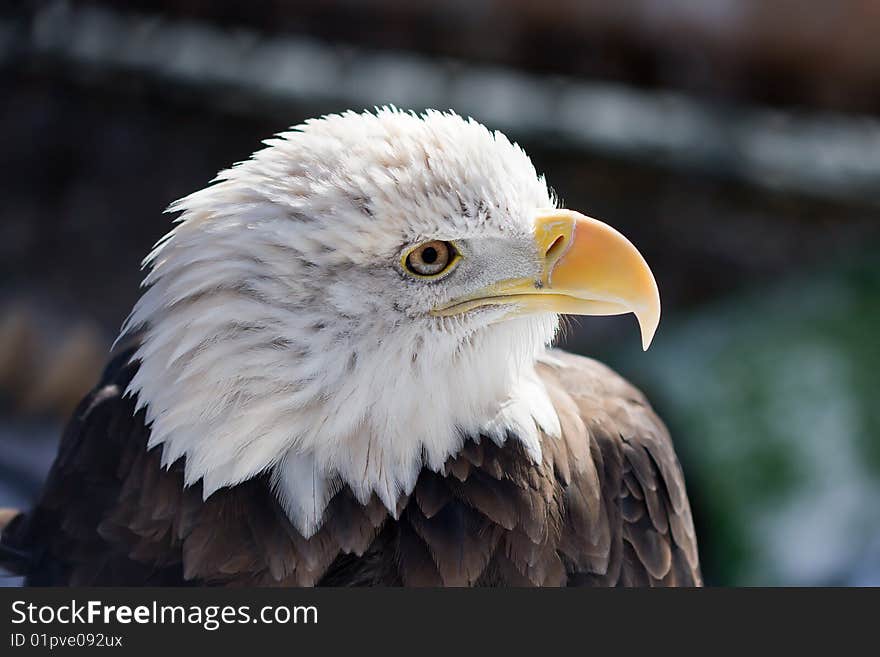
left=121, top=108, right=562, bottom=536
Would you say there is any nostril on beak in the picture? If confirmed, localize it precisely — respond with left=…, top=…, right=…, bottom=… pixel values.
left=541, top=233, right=569, bottom=288
left=544, top=234, right=567, bottom=261
left=534, top=213, right=577, bottom=286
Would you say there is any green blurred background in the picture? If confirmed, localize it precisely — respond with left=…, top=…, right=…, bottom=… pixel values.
left=1, top=0, right=879, bottom=585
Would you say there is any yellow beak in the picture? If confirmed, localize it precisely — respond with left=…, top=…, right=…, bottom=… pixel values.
left=432, top=209, right=661, bottom=350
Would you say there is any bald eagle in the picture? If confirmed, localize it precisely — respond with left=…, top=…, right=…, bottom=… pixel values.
left=1, top=109, right=700, bottom=586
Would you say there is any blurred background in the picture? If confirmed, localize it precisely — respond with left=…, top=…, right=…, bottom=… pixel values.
left=1, top=0, right=879, bottom=586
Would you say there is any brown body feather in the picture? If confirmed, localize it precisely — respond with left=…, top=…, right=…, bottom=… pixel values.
left=1, top=349, right=701, bottom=586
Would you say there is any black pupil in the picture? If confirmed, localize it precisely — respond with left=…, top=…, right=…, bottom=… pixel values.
left=421, top=246, right=438, bottom=264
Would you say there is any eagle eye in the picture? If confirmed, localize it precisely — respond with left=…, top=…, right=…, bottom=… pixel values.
left=403, top=241, right=460, bottom=278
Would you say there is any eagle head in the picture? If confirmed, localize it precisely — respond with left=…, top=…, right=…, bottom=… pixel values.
left=121, top=108, right=659, bottom=536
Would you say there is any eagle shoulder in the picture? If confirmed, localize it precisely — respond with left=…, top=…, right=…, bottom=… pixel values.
left=535, top=349, right=702, bottom=586
left=2, top=349, right=387, bottom=586
left=0, top=349, right=175, bottom=584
